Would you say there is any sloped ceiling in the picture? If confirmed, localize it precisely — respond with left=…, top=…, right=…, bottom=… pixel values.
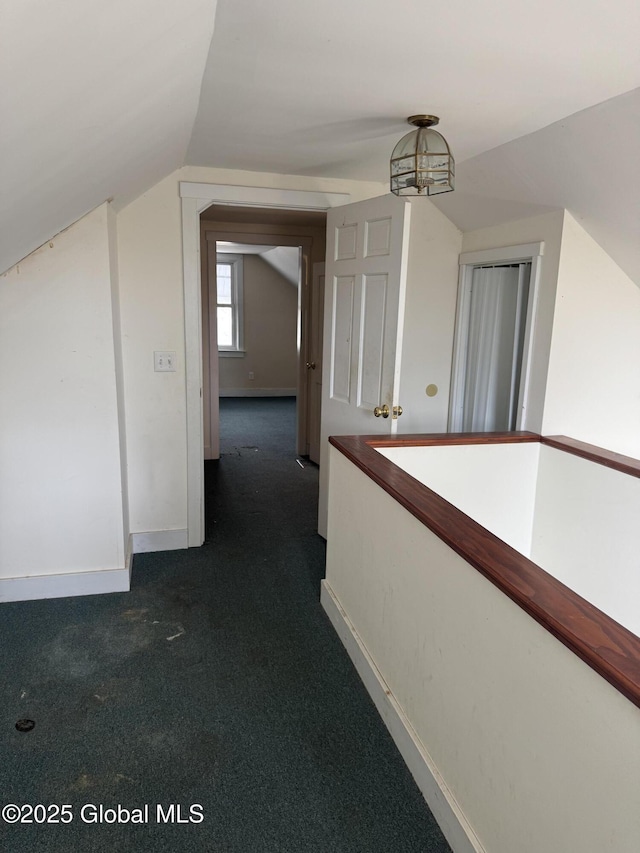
left=2, top=0, right=639, bottom=279
left=217, top=242, right=300, bottom=283
left=187, top=0, right=640, bottom=176
left=260, top=247, right=300, bottom=286
left=0, top=0, right=218, bottom=274
left=187, top=0, right=640, bottom=282
left=433, top=89, right=640, bottom=284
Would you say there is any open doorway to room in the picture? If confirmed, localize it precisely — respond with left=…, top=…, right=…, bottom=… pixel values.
left=206, top=239, right=301, bottom=459
left=198, top=204, right=327, bottom=469
left=181, top=183, right=348, bottom=547
left=449, top=242, right=542, bottom=433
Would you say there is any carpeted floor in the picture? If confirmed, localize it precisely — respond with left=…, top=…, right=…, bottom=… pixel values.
left=0, top=397, right=451, bottom=852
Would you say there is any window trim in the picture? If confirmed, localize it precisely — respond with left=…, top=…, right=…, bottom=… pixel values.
left=214, top=253, right=245, bottom=354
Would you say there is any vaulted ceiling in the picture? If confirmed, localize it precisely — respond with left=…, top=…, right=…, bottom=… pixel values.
left=2, top=0, right=639, bottom=279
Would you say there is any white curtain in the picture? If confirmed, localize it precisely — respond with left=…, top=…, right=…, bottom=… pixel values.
left=462, top=264, right=530, bottom=431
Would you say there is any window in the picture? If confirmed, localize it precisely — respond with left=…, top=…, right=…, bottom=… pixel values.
left=216, top=254, right=244, bottom=354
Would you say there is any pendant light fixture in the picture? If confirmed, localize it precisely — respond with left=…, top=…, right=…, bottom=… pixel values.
left=390, top=115, right=455, bottom=196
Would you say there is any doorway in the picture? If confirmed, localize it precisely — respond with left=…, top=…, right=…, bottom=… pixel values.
left=181, top=183, right=350, bottom=546
left=199, top=206, right=327, bottom=469
left=218, top=397, right=297, bottom=457
left=449, top=242, right=543, bottom=433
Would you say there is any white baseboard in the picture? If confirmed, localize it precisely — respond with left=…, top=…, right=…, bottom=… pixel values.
left=218, top=388, right=296, bottom=397
left=321, top=580, right=484, bottom=853
left=0, top=567, right=131, bottom=603
left=126, top=533, right=133, bottom=582
left=131, top=528, right=189, bottom=553
left=0, top=530, right=187, bottom=604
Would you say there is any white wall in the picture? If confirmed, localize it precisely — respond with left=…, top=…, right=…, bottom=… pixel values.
left=116, top=172, right=188, bottom=537
left=461, top=210, right=565, bottom=432
left=377, top=440, right=640, bottom=636
left=378, top=443, right=540, bottom=555
left=117, top=166, right=387, bottom=537
left=108, top=204, right=130, bottom=553
left=325, top=447, right=640, bottom=853
left=397, top=199, right=462, bottom=433
left=218, top=255, right=298, bottom=393
left=0, top=204, right=127, bottom=594
left=541, top=212, right=640, bottom=457
left=532, top=445, right=640, bottom=635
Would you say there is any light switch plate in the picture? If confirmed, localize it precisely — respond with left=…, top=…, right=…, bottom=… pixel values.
left=154, top=351, right=176, bottom=372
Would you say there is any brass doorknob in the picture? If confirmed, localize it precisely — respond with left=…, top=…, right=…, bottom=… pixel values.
left=392, top=405, right=403, bottom=418
left=306, top=361, right=316, bottom=370
left=373, top=404, right=390, bottom=418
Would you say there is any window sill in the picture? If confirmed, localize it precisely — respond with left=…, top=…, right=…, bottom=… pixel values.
left=218, top=350, right=246, bottom=358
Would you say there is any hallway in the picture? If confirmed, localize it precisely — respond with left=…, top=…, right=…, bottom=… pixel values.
left=0, top=398, right=450, bottom=852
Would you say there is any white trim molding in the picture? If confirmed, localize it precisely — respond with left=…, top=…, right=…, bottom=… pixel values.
left=126, top=533, right=133, bottom=582
left=321, top=580, right=484, bottom=853
left=459, top=242, right=544, bottom=266
left=131, top=529, right=189, bottom=554
left=181, top=182, right=351, bottom=548
left=0, top=568, right=131, bottom=603
left=180, top=182, right=350, bottom=210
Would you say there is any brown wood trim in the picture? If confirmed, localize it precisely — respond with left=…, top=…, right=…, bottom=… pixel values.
left=329, top=433, right=640, bottom=709
left=341, top=431, right=541, bottom=448
left=542, top=435, right=640, bottom=479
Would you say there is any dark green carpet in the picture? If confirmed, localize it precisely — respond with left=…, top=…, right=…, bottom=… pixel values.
left=0, top=397, right=451, bottom=852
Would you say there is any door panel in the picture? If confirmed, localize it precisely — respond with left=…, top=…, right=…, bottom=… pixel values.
left=364, top=217, right=392, bottom=257
left=330, top=275, right=355, bottom=404
left=318, top=194, right=411, bottom=537
left=358, top=274, right=387, bottom=409
left=336, top=224, right=358, bottom=260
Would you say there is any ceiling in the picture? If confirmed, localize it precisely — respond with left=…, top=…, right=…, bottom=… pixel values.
left=2, top=0, right=639, bottom=279
left=217, top=242, right=301, bottom=285
left=187, top=0, right=640, bottom=177
left=217, top=243, right=280, bottom=254
left=0, top=0, right=218, bottom=275
left=435, top=89, right=640, bottom=283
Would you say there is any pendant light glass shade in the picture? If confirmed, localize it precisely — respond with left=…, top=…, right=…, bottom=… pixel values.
left=390, top=115, right=455, bottom=196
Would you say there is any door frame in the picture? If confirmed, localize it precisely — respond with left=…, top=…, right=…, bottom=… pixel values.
left=307, top=261, right=326, bottom=464
left=180, top=182, right=350, bottom=546
left=201, top=228, right=313, bottom=461
left=448, top=241, right=544, bottom=433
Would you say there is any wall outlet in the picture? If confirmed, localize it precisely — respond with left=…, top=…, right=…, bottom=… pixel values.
left=248, top=371, right=255, bottom=380
left=154, top=351, right=176, bottom=372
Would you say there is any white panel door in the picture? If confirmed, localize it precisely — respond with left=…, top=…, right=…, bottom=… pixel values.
left=318, top=194, right=411, bottom=536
